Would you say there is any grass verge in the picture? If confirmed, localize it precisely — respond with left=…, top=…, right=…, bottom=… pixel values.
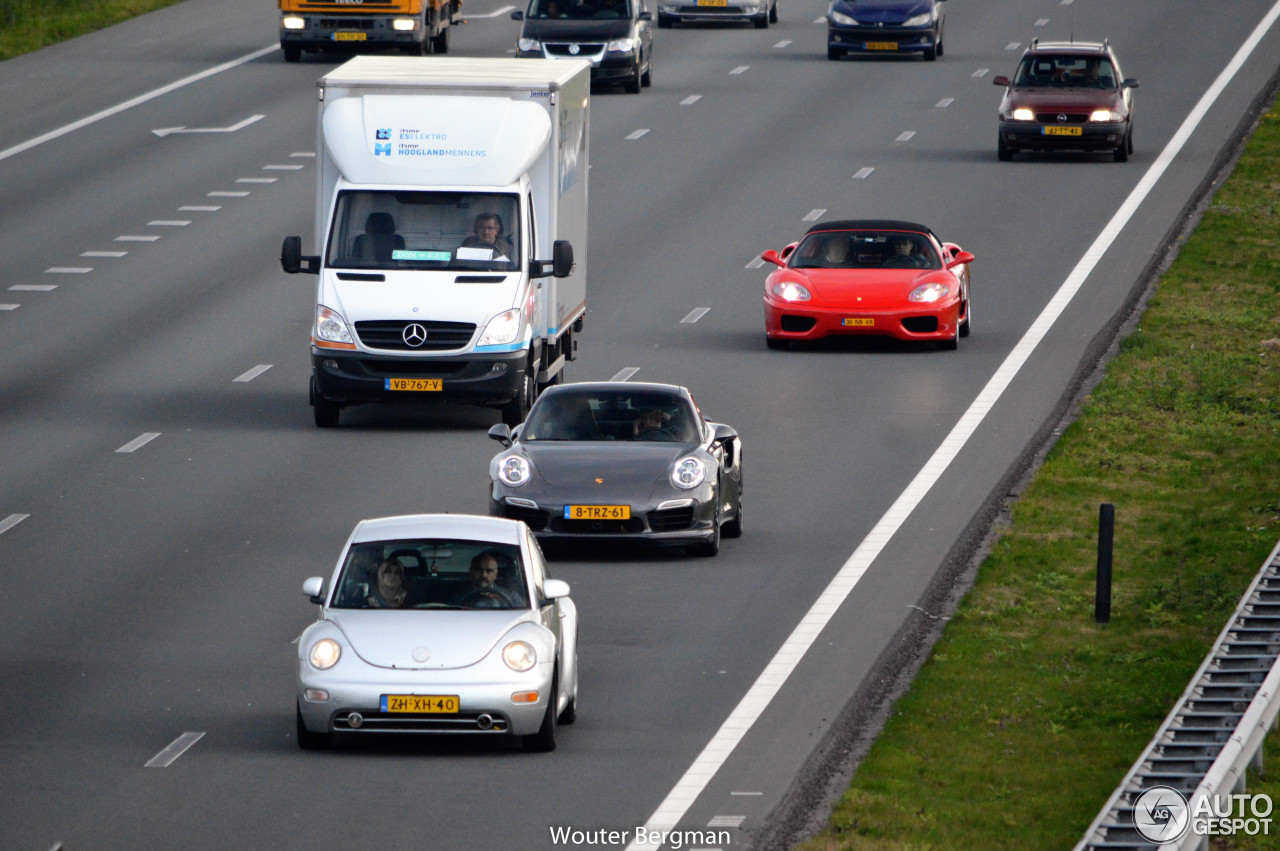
left=795, top=98, right=1280, bottom=849
left=0, top=0, right=183, bottom=61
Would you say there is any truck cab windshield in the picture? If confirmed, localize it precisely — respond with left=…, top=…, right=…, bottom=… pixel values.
left=327, top=191, right=520, bottom=272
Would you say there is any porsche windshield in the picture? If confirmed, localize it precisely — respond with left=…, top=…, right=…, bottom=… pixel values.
left=1013, top=55, right=1118, bottom=89
left=326, top=191, right=520, bottom=272
left=523, top=388, right=701, bottom=442
left=331, top=539, right=528, bottom=610
left=789, top=231, right=941, bottom=270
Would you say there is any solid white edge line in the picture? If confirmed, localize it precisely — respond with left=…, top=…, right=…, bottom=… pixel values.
left=0, top=46, right=277, bottom=163
left=0, top=514, right=30, bottom=535
left=115, top=433, right=161, bottom=454
left=626, top=2, right=1280, bottom=844
left=144, top=732, right=205, bottom=768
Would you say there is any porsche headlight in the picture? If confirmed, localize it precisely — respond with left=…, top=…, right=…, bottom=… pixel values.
left=503, top=640, right=537, bottom=672
left=1010, top=107, right=1036, bottom=121
left=478, top=308, right=522, bottom=347
left=1089, top=108, right=1116, bottom=121
left=315, top=305, right=354, bottom=346
left=518, top=37, right=542, bottom=52
left=903, top=12, right=931, bottom=26
left=908, top=282, right=950, bottom=303
left=770, top=280, right=811, bottom=302
left=607, top=38, right=636, bottom=53
left=498, top=455, right=531, bottom=487
left=671, top=456, right=706, bottom=490
left=309, top=638, right=341, bottom=670
left=831, top=10, right=859, bottom=25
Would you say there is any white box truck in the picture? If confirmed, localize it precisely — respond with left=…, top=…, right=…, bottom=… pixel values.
left=282, top=56, right=589, bottom=428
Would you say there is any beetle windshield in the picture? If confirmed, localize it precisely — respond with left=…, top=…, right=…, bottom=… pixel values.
left=331, top=539, right=529, bottom=610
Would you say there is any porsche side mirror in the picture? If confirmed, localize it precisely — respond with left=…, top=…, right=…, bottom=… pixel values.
left=488, top=423, right=513, bottom=446
left=542, top=578, right=571, bottom=602
left=712, top=423, right=738, bottom=444
left=281, top=236, right=320, bottom=275
left=947, top=250, right=975, bottom=268
left=302, top=576, right=325, bottom=605
left=992, top=75, right=1010, bottom=87
left=760, top=249, right=784, bottom=267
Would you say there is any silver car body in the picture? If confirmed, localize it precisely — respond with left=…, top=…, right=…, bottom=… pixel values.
left=296, top=514, right=578, bottom=747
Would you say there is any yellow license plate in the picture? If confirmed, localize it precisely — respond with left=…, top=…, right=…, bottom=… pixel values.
left=842, top=318, right=875, bottom=327
left=333, top=32, right=366, bottom=42
left=564, top=504, right=631, bottom=520
left=1043, top=126, right=1082, bottom=136
left=386, top=378, right=442, bottom=391
left=865, top=41, right=898, bottom=50
left=382, top=694, right=459, bottom=714
left=696, top=0, right=728, bottom=5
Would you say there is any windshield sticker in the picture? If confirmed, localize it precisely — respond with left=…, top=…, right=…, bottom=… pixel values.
left=392, top=249, right=452, bottom=262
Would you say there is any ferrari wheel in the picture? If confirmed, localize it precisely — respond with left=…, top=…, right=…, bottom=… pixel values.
left=959, top=294, right=971, bottom=338
left=938, top=322, right=959, bottom=351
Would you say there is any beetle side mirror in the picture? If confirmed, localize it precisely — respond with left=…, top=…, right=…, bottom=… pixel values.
left=302, top=576, right=325, bottom=605
left=489, top=423, right=513, bottom=446
left=992, top=75, right=1010, bottom=87
left=760, top=249, right=784, bottom=267
left=542, top=578, right=571, bottom=602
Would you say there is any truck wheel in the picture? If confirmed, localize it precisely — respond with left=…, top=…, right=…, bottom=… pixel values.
left=283, top=45, right=301, bottom=63
left=502, top=366, right=535, bottom=427
left=433, top=26, right=449, bottom=54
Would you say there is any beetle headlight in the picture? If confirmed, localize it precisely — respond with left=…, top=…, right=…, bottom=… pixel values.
left=315, top=305, right=354, bottom=346
left=671, top=456, right=706, bottom=489
left=503, top=640, right=537, bottom=672
left=478, top=308, right=522, bottom=347
left=908, top=282, right=950, bottom=303
left=309, top=638, right=341, bottom=670
left=498, top=455, right=531, bottom=487
left=770, top=280, right=811, bottom=302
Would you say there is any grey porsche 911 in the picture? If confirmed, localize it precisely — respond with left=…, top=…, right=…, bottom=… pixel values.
left=487, top=382, right=743, bottom=556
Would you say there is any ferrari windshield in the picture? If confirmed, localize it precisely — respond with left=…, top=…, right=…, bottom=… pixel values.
left=523, top=388, right=701, bottom=442
left=789, top=230, right=941, bottom=270
left=326, top=191, right=520, bottom=272
left=331, top=539, right=528, bottom=610
left=1013, top=55, right=1118, bottom=88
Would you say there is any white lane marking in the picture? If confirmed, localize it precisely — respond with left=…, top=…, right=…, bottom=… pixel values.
left=773, top=40, right=791, bottom=48
left=1035, top=18, right=1049, bottom=26
left=153, top=114, right=264, bottom=137
left=680, top=308, right=710, bottom=324
left=233, top=364, right=273, bottom=383
left=179, top=205, right=221, bottom=212
left=10, top=285, right=57, bottom=291
left=290, top=152, right=315, bottom=158
left=896, top=131, right=916, bottom=142
left=972, top=68, right=989, bottom=77
left=813, top=16, right=825, bottom=23
left=466, top=4, right=516, bottom=16
left=45, top=267, right=92, bottom=274
left=0, top=514, right=30, bottom=535
left=626, top=2, right=1280, bottom=843
left=263, top=164, right=305, bottom=170
left=236, top=177, right=277, bottom=183
left=115, top=235, right=160, bottom=242
left=207, top=191, right=249, bottom=197
left=1061, top=0, right=1074, bottom=4
left=610, top=367, right=640, bottom=382
left=626, top=129, right=650, bottom=140
left=936, top=97, right=954, bottom=108
left=0, top=46, right=277, bottom=163
left=730, top=791, right=763, bottom=796
left=1005, top=42, right=1022, bottom=50
left=709, top=816, right=745, bottom=828
left=745, top=257, right=765, bottom=269
left=0, top=304, right=18, bottom=310
left=681, top=95, right=702, bottom=105
left=147, top=220, right=190, bottom=226
left=115, top=433, right=160, bottom=454
left=145, top=732, right=205, bottom=767
left=802, top=208, right=826, bottom=222
left=852, top=166, right=875, bottom=179
left=81, top=251, right=127, bottom=257
left=730, top=65, right=750, bottom=75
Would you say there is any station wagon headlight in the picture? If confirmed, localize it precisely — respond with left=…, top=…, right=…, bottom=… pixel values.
left=607, top=38, right=636, bottom=54
left=503, top=640, right=537, bottom=672
left=478, top=308, right=522, bottom=347
left=671, top=456, right=706, bottom=490
left=315, top=305, right=354, bottom=346
left=903, top=12, right=931, bottom=26
left=908, top=282, right=950, bottom=303
left=770, top=280, right=811, bottom=302
left=1090, top=108, right=1116, bottom=121
left=309, top=639, right=341, bottom=670
left=498, top=455, right=531, bottom=487
left=1010, top=107, right=1036, bottom=121
left=830, top=10, right=859, bottom=25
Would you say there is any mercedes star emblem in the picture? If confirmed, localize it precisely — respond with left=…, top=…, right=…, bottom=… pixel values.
left=403, top=323, right=428, bottom=347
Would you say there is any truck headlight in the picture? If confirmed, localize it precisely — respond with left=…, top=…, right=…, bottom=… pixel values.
left=518, top=38, right=542, bottom=52
left=478, top=308, right=522, bottom=347
left=309, top=639, right=341, bottom=670
left=392, top=18, right=418, bottom=31
left=281, top=16, right=306, bottom=29
left=671, top=457, right=706, bottom=490
left=315, top=305, right=355, bottom=347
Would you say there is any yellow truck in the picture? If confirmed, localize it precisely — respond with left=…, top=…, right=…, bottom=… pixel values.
left=279, top=0, right=461, bottom=63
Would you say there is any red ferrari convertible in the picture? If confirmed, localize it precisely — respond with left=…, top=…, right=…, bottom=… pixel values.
left=761, top=219, right=973, bottom=350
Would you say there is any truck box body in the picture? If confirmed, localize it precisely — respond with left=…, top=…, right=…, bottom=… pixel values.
left=287, top=57, right=590, bottom=427
left=278, top=0, right=458, bottom=63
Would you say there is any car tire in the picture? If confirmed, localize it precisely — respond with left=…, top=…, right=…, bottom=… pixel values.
left=559, top=688, right=577, bottom=725
left=502, top=364, right=536, bottom=427
left=997, top=136, right=1013, bottom=162
left=523, top=670, right=558, bottom=752
left=769, top=1, right=778, bottom=23
left=924, top=42, right=937, bottom=62
left=432, top=25, right=449, bottom=54
left=283, top=45, right=301, bottom=63
left=753, top=10, right=769, bottom=27
left=296, top=704, right=332, bottom=750
left=692, top=498, right=721, bottom=557
left=722, top=494, right=743, bottom=538
left=313, top=380, right=340, bottom=428
left=938, top=322, right=959, bottom=351
left=1113, top=137, right=1129, bottom=162
left=936, top=31, right=943, bottom=57
left=959, top=292, right=972, bottom=338
left=828, top=45, right=843, bottom=61
left=657, top=12, right=674, bottom=27
left=625, top=61, right=642, bottom=94
left=1128, top=125, right=1135, bottom=154
left=641, top=58, right=652, bottom=88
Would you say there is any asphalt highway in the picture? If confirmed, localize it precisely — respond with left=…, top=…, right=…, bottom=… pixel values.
left=2, top=1, right=1279, bottom=848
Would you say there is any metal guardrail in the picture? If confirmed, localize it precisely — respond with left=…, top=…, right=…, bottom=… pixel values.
left=1074, top=538, right=1280, bottom=851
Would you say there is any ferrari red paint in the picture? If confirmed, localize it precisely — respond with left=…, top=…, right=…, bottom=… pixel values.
left=761, top=219, right=973, bottom=350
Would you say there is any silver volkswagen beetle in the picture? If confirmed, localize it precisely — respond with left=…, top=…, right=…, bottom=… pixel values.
left=295, top=514, right=578, bottom=751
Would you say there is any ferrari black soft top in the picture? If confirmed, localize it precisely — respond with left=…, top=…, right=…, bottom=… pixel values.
left=804, top=219, right=938, bottom=239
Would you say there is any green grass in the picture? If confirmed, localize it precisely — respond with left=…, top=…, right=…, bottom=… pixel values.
left=0, top=0, right=184, bottom=61
left=796, top=100, right=1280, bottom=850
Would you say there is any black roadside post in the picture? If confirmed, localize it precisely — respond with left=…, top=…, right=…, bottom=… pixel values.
left=1096, top=503, right=1114, bottom=624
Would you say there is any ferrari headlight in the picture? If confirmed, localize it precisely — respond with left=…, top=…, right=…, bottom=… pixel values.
left=518, top=37, right=542, bottom=52
left=478, top=308, right=522, bottom=347
left=392, top=17, right=417, bottom=30
left=770, top=280, right=811, bottom=302
left=1011, top=107, right=1036, bottom=121
left=309, top=638, right=341, bottom=670
left=1089, top=108, right=1116, bottom=121
left=903, top=12, right=931, bottom=26
left=315, top=305, right=354, bottom=346
left=908, top=282, right=950, bottom=303
left=671, top=456, right=706, bottom=490
left=498, top=455, right=531, bottom=487
left=503, top=640, right=537, bottom=672
left=830, top=10, right=859, bottom=25
left=606, top=38, right=636, bottom=53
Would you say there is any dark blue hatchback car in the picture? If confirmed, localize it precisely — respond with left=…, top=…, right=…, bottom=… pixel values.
left=827, top=0, right=945, bottom=61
